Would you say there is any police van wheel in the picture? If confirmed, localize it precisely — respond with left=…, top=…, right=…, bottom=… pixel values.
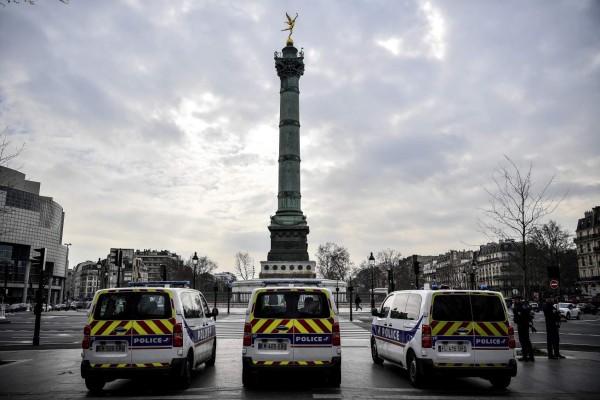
left=85, top=377, right=105, bottom=393
left=371, top=337, right=384, bottom=365
left=242, top=364, right=257, bottom=388
left=205, top=339, right=217, bottom=367
left=329, top=364, right=341, bottom=386
left=176, top=354, right=193, bottom=389
left=407, top=352, right=424, bottom=387
left=490, top=375, right=511, bottom=389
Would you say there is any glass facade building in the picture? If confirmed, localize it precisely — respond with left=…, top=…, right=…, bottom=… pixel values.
left=0, top=166, right=67, bottom=305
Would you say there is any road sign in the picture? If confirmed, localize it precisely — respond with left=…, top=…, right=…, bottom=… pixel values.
left=550, top=280, right=559, bottom=290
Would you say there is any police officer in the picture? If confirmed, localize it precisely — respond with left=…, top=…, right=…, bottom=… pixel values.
left=543, top=295, right=565, bottom=359
left=513, top=295, right=535, bottom=362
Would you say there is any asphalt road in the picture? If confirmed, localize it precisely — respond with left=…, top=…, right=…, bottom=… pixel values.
left=1, top=310, right=600, bottom=399
left=1, top=308, right=599, bottom=351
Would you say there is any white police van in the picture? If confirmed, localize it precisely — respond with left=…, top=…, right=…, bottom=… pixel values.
left=371, top=288, right=517, bottom=388
left=80, top=282, right=218, bottom=392
left=242, top=280, right=342, bottom=387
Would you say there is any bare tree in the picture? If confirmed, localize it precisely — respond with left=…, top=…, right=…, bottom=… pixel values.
left=375, top=249, right=403, bottom=289
left=529, top=220, right=575, bottom=292
left=183, top=254, right=217, bottom=289
left=478, top=155, right=566, bottom=299
left=0, top=127, right=25, bottom=169
left=1, top=0, right=69, bottom=6
left=234, top=251, right=254, bottom=280
left=315, top=242, right=352, bottom=280
left=0, top=127, right=27, bottom=236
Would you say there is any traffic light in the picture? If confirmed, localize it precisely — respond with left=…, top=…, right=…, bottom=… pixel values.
left=30, top=248, right=47, bottom=271
left=412, top=254, right=420, bottom=276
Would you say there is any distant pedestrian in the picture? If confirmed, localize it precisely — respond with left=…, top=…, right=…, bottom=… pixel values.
left=543, top=296, right=565, bottom=359
left=513, top=296, right=535, bottom=362
left=355, top=295, right=362, bottom=311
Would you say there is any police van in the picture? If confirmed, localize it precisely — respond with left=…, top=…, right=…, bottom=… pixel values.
left=242, top=281, right=342, bottom=387
left=371, top=288, right=517, bottom=388
left=80, top=282, right=218, bottom=392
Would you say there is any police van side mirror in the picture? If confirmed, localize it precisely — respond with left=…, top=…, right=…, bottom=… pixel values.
left=371, top=308, right=380, bottom=317
left=207, top=308, right=219, bottom=319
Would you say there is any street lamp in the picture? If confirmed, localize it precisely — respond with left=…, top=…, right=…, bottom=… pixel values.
left=388, top=262, right=396, bottom=293
left=464, top=258, right=476, bottom=290
left=470, top=259, right=476, bottom=290
left=369, top=252, right=375, bottom=309
left=192, top=252, right=199, bottom=289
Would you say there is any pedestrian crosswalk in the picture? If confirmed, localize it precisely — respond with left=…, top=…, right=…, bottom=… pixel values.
left=215, top=315, right=371, bottom=341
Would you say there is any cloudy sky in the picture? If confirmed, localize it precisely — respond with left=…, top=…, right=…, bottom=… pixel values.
left=1, top=0, right=598, bottom=275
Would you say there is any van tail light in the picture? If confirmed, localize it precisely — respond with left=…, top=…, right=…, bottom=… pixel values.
left=332, top=322, right=341, bottom=346
left=422, top=324, right=432, bottom=348
left=173, top=323, right=183, bottom=347
left=82, top=325, right=91, bottom=349
left=508, top=325, right=516, bottom=349
left=243, top=323, right=252, bottom=347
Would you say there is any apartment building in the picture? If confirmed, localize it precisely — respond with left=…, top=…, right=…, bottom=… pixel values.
left=575, top=206, right=600, bottom=297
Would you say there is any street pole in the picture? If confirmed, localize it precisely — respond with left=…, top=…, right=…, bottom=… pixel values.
left=470, top=256, right=477, bottom=290
left=348, top=285, right=354, bottom=322
left=213, top=281, right=218, bottom=309
left=32, top=248, right=46, bottom=346
left=369, top=252, right=375, bottom=310
left=116, top=249, right=122, bottom=288
left=192, top=252, right=199, bottom=290
left=3, top=262, right=8, bottom=304
left=335, top=276, right=339, bottom=310
left=227, top=285, right=231, bottom=315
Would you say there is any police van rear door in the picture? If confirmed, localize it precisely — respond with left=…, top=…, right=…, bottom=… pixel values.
left=249, top=289, right=294, bottom=365
left=130, top=290, right=176, bottom=367
left=430, top=292, right=475, bottom=367
left=87, top=290, right=134, bottom=369
left=470, top=292, right=512, bottom=365
left=293, top=289, right=336, bottom=366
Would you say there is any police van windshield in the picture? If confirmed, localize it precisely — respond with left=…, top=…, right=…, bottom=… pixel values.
left=94, top=292, right=172, bottom=320
left=254, top=291, right=330, bottom=319
left=432, top=294, right=505, bottom=322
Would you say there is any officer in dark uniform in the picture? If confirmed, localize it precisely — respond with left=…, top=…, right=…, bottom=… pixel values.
left=543, top=295, right=565, bottom=359
left=513, top=295, right=535, bottom=362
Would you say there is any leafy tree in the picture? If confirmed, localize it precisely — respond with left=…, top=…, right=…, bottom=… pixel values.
left=478, top=155, right=566, bottom=299
left=234, top=251, right=254, bottom=280
left=315, top=242, right=352, bottom=280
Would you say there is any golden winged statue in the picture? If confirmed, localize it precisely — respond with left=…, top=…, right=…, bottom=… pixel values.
left=282, top=12, right=298, bottom=44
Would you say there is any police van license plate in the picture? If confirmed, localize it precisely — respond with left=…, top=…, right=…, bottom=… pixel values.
left=438, top=344, right=467, bottom=352
left=96, top=343, right=126, bottom=352
left=258, top=342, right=287, bottom=350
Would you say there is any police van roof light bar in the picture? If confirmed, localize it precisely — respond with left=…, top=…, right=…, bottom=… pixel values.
left=128, top=281, right=190, bottom=288
left=261, top=279, right=322, bottom=287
